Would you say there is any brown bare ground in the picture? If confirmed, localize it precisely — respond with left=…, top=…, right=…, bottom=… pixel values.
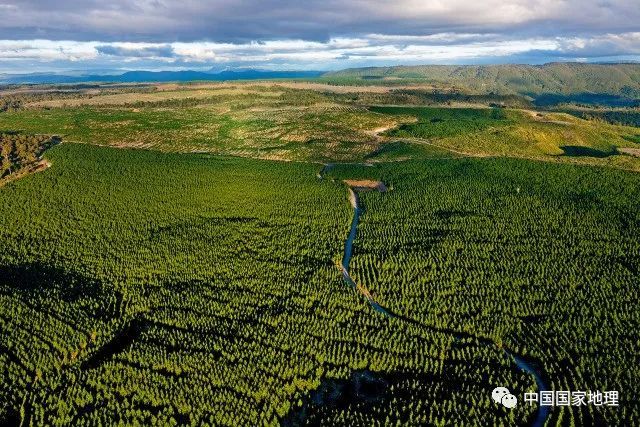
left=26, top=87, right=282, bottom=108
left=0, top=159, right=51, bottom=188
left=344, top=179, right=388, bottom=192
left=520, top=109, right=576, bottom=126
left=365, top=125, right=394, bottom=139
left=619, top=147, right=640, bottom=157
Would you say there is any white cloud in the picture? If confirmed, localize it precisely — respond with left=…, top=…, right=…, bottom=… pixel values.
left=557, top=32, right=640, bottom=56
left=0, top=32, right=638, bottom=73
left=0, top=1, right=639, bottom=73
left=0, top=40, right=98, bottom=62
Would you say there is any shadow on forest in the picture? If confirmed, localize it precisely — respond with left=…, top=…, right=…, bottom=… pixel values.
left=149, top=215, right=265, bottom=241
left=533, top=92, right=640, bottom=108
left=0, top=408, right=21, bottom=427
left=560, top=145, right=617, bottom=158
left=282, top=369, right=480, bottom=427
left=434, top=209, right=483, bottom=219
left=81, top=318, right=148, bottom=369
left=282, top=370, right=389, bottom=426
left=0, top=262, right=118, bottom=320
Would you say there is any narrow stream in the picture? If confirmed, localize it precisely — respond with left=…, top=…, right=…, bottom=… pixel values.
left=320, top=164, right=551, bottom=426
left=341, top=187, right=392, bottom=316
left=511, top=353, right=551, bottom=427
left=341, top=189, right=359, bottom=271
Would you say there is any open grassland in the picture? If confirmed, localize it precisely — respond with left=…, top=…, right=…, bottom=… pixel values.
left=1, top=83, right=639, bottom=169
left=1, top=143, right=536, bottom=426
left=0, top=86, right=399, bottom=162
left=22, top=82, right=441, bottom=106
left=27, top=86, right=284, bottom=108
left=371, top=106, right=640, bottom=171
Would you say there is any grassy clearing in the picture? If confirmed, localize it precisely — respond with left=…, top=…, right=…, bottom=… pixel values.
left=3, top=83, right=639, bottom=169
left=0, top=91, right=398, bottom=162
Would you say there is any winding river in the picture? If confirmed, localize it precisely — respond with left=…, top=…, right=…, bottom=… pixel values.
left=321, top=163, right=551, bottom=426
left=341, top=187, right=392, bottom=316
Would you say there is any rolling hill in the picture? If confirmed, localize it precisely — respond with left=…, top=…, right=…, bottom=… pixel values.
left=323, top=63, right=640, bottom=98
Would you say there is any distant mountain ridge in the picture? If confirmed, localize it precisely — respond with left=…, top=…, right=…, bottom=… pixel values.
left=324, top=63, right=640, bottom=97
left=0, top=69, right=324, bottom=84
left=3, top=63, right=640, bottom=100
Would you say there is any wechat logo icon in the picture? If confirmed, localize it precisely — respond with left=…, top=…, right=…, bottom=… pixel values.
left=492, top=387, right=518, bottom=409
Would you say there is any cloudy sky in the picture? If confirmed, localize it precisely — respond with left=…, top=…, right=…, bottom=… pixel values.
left=1, top=0, right=639, bottom=74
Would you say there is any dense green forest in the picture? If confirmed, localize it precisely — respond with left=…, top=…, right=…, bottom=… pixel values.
left=1, top=80, right=639, bottom=426
left=369, top=106, right=511, bottom=139
left=0, top=144, right=532, bottom=426
left=326, top=157, right=640, bottom=426
left=557, top=108, right=640, bottom=128
left=1, top=142, right=638, bottom=425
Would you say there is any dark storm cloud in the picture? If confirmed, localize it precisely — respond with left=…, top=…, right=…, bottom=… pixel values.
left=1, top=1, right=639, bottom=73
left=1, top=0, right=639, bottom=42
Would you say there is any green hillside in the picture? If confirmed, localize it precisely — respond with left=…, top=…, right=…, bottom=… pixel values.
left=323, top=63, right=640, bottom=98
